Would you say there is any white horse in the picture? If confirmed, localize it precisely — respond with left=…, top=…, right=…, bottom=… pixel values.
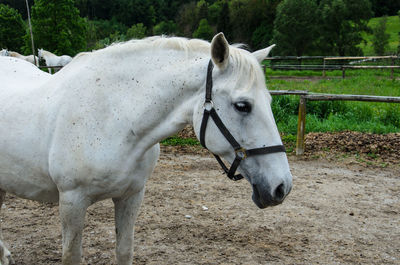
left=0, top=49, right=9, bottom=56
left=8, top=51, right=39, bottom=66
left=0, top=33, right=292, bottom=265
left=38, top=48, right=72, bottom=74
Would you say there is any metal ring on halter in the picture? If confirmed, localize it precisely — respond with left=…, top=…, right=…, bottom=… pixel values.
left=235, top=147, right=247, bottom=159
left=203, top=100, right=214, bottom=111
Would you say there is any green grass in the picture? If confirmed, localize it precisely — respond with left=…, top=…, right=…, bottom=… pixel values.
left=360, top=15, right=400, bottom=55
left=161, top=136, right=200, bottom=146
left=268, top=72, right=400, bottom=135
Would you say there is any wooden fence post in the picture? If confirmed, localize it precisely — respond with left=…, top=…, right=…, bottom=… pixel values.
left=391, top=57, right=394, bottom=80
left=322, top=58, right=326, bottom=77
left=296, top=96, right=307, bottom=155
left=342, top=67, right=346, bottom=79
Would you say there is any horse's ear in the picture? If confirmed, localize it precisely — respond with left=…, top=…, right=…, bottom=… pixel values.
left=252, top=44, right=275, bottom=63
left=211, top=32, right=229, bottom=70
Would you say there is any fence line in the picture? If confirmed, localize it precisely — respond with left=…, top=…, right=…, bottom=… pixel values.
left=263, top=55, right=400, bottom=79
left=269, top=90, right=400, bottom=155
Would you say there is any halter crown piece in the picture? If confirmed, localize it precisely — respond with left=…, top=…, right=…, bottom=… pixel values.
left=199, top=60, right=286, bottom=181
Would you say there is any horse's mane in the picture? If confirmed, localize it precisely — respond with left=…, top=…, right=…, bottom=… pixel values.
left=104, top=36, right=262, bottom=92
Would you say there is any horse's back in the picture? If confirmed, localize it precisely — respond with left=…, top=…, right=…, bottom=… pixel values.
left=0, top=57, right=50, bottom=92
left=60, top=55, right=72, bottom=66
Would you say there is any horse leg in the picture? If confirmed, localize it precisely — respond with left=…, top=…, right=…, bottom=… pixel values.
left=0, top=189, right=13, bottom=265
left=113, top=188, right=145, bottom=265
left=59, top=191, right=90, bottom=265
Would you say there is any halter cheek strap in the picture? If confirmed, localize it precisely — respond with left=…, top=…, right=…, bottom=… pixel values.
left=199, top=60, right=286, bottom=181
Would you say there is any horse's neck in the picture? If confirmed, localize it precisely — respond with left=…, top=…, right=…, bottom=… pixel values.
left=75, top=50, right=207, bottom=150
left=130, top=55, right=206, bottom=146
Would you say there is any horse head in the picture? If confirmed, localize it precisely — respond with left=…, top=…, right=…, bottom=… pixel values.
left=37, top=48, right=43, bottom=59
left=193, top=33, right=292, bottom=208
left=0, top=49, right=9, bottom=56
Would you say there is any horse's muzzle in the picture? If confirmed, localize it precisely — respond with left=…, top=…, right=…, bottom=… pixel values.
left=251, top=179, right=292, bottom=209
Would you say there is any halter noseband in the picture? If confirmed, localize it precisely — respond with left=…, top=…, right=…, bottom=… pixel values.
left=199, top=60, right=286, bottom=181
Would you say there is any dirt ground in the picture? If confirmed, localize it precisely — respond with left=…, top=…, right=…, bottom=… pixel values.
left=1, top=137, right=399, bottom=265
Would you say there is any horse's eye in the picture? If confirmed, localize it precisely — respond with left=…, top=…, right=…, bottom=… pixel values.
left=234, top=101, right=252, bottom=113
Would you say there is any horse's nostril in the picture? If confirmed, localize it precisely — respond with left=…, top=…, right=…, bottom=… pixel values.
left=274, top=183, right=285, bottom=201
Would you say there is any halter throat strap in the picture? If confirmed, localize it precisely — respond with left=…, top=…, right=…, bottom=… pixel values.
left=199, top=60, right=286, bottom=181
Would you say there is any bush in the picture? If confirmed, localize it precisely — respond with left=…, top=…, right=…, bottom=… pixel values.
left=0, top=4, right=25, bottom=52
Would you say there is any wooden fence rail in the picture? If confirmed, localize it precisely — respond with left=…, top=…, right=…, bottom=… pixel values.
left=263, top=55, right=400, bottom=79
left=341, top=65, right=400, bottom=79
left=269, top=90, right=400, bottom=155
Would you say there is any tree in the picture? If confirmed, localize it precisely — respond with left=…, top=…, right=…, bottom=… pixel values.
left=370, top=0, right=400, bottom=16
left=230, top=0, right=281, bottom=48
left=193, top=18, right=214, bottom=41
left=176, top=2, right=198, bottom=37
left=272, top=0, right=319, bottom=56
left=196, top=0, right=208, bottom=20
left=27, top=0, right=87, bottom=55
left=153, top=20, right=177, bottom=35
left=126, top=23, right=147, bottom=39
left=398, top=10, right=400, bottom=55
left=216, top=1, right=232, bottom=40
left=372, top=17, right=390, bottom=55
left=0, top=0, right=34, bottom=19
left=0, top=4, right=25, bottom=52
left=317, top=0, right=372, bottom=56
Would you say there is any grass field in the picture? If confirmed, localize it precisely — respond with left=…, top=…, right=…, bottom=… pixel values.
left=268, top=72, right=400, bottom=136
left=360, top=15, right=400, bottom=55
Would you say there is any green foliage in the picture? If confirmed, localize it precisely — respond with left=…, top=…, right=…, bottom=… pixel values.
left=230, top=0, right=279, bottom=48
left=252, top=22, right=274, bottom=50
left=370, top=0, right=400, bottom=17
left=126, top=23, right=147, bottom=39
left=27, top=0, right=87, bottom=55
left=317, top=0, right=372, bottom=56
left=176, top=2, right=198, bottom=37
left=372, top=16, right=390, bottom=55
left=272, top=0, right=319, bottom=56
left=360, top=15, right=400, bottom=55
left=0, top=4, right=25, bottom=52
left=399, top=11, right=400, bottom=55
left=196, top=0, right=209, bottom=20
left=153, top=20, right=177, bottom=36
left=269, top=73, right=400, bottom=134
left=193, top=18, right=214, bottom=41
left=161, top=136, right=200, bottom=146
left=216, top=1, right=231, bottom=40
left=85, top=18, right=127, bottom=50
left=208, top=1, right=223, bottom=25
left=111, top=0, right=155, bottom=28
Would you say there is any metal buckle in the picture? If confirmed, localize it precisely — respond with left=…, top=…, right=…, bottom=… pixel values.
left=203, top=100, right=214, bottom=111
left=235, top=147, right=247, bottom=159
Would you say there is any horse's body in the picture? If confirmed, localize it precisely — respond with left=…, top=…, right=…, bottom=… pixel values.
left=8, top=51, right=38, bottom=66
left=38, top=49, right=72, bottom=74
left=0, top=34, right=292, bottom=265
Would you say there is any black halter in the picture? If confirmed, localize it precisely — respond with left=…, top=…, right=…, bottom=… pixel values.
left=199, top=60, right=286, bottom=181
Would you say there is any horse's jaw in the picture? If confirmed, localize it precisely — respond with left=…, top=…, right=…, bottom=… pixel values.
left=239, top=153, right=293, bottom=209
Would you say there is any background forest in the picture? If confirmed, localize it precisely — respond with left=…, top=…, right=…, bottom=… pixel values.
left=0, top=0, right=399, bottom=57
